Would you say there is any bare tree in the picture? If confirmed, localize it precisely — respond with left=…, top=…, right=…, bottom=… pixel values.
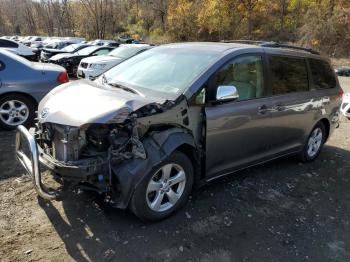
left=239, top=0, right=259, bottom=39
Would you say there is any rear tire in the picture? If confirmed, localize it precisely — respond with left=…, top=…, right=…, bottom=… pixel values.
left=130, top=151, right=194, bottom=221
left=0, top=94, right=36, bottom=130
left=298, top=122, right=326, bottom=162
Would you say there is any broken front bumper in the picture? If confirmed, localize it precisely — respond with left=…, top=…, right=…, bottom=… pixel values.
left=15, top=125, right=59, bottom=200
left=15, top=125, right=107, bottom=200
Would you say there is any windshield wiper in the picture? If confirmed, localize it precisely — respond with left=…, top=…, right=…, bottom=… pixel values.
left=107, top=82, right=141, bottom=95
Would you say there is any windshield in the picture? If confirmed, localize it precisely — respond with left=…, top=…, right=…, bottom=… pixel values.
left=74, top=46, right=99, bottom=55
left=108, top=46, right=147, bottom=59
left=62, top=44, right=80, bottom=52
left=103, top=47, right=220, bottom=100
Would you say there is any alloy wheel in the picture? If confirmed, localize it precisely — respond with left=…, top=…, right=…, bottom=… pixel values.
left=146, top=163, right=186, bottom=212
left=307, top=127, right=323, bottom=158
left=0, top=100, right=29, bottom=126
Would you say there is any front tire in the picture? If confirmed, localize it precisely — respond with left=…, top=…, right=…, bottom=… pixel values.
left=299, top=122, right=326, bottom=162
left=130, top=151, right=194, bottom=221
left=0, top=94, right=35, bottom=130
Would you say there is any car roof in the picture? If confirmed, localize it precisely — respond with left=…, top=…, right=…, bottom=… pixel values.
left=120, top=44, right=152, bottom=48
left=160, top=42, right=326, bottom=60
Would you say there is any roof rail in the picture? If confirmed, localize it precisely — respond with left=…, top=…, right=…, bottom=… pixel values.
left=220, top=40, right=320, bottom=55
left=260, top=42, right=320, bottom=55
left=220, top=40, right=272, bottom=45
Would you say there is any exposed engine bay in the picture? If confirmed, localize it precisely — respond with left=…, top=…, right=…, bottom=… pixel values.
left=32, top=94, right=203, bottom=208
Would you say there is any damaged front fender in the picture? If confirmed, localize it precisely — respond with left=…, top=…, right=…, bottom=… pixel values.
left=110, top=128, right=196, bottom=208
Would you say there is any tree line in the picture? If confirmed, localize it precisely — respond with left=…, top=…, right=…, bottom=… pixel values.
left=0, top=0, right=349, bottom=56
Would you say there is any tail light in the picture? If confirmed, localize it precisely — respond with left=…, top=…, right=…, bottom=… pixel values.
left=57, top=71, right=69, bottom=84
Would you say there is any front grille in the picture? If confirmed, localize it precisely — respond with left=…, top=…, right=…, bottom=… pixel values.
left=80, top=62, right=88, bottom=69
left=51, top=125, right=83, bottom=162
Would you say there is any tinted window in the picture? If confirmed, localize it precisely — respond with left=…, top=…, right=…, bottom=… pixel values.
left=75, top=46, right=100, bottom=55
left=211, top=55, right=265, bottom=101
left=0, top=39, right=18, bottom=48
left=93, top=49, right=111, bottom=56
left=269, top=56, right=309, bottom=95
left=309, top=59, right=336, bottom=89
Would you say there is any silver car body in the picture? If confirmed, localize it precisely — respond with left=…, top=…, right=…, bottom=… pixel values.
left=0, top=49, right=66, bottom=102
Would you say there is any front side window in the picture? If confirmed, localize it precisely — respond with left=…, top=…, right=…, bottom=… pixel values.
left=62, top=44, right=79, bottom=52
left=309, top=59, right=336, bottom=89
left=210, top=55, right=265, bottom=101
left=269, top=55, right=309, bottom=95
left=93, top=49, right=111, bottom=56
left=75, top=46, right=100, bottom=55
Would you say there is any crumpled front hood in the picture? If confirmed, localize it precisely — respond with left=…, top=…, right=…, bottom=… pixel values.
left=38, top=80, right=163, bottom=127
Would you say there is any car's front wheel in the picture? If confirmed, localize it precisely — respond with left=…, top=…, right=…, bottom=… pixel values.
left=130, top=151, right=194, bottom=221
left=0, top=94, right=35, bottom=130
left=299, top=122, right=326, bottom=162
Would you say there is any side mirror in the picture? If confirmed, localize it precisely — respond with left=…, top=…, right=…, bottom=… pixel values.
left=216, top=85, right=239, bottom=102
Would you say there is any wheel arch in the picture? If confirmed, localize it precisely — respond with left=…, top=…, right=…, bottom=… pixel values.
left=0, top=92, right=38, bottom=107
left=318, top=118, right=330, bottom=142
left=110, top=128, right=201, bottom=209
left=175, top=143, right=202, bottom=184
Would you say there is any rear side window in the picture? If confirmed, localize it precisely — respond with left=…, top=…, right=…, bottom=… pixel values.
left=269, top=56, right=309, bottom=95
left=309, top=59, right=336, bottom=89
left=0, top=39, right=18, bottom=48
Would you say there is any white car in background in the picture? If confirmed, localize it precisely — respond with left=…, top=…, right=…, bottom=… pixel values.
left=87, top=39, right=118, bottom=47
left=77, top=44, right=153, bottom=79
left=341, top=93, right=350, bottom=120
left=0, top=38, right=36, bottom=60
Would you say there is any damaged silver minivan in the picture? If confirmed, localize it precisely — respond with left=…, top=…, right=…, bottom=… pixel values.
left=16, top=42, right=342, bottom=221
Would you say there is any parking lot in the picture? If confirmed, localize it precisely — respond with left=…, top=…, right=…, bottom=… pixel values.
left=0, top=78, right=349, bottom=262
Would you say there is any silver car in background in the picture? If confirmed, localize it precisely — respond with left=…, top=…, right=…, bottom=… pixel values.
left=0, top=49, right=68, bottom=130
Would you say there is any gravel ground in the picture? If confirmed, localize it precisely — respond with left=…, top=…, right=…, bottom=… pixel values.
left=0, top=78, right=349, bottom=262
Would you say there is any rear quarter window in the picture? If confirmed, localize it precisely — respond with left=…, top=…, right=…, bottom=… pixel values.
left=269, top=55, right=309, bottom=95
left=309, top=59, right=336, bottom=89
